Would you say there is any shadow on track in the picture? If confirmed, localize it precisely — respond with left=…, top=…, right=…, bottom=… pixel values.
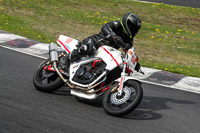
left=123, top=96, right=194, bottom=120
left=52, top=86, right=71, bottom=96
left=52, top=86, right=103, bottom=107
left=50, top=86, right=195, bottom=119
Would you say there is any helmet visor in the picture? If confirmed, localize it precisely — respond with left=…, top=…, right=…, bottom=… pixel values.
left=127, top=20, right=140, bottom=37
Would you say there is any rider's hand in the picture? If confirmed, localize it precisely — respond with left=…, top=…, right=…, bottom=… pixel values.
left=106, top=32, right=126, bottom=48
left=125, top=43, right=132, bottom=50
left=113, top=35, right=125, bottom=48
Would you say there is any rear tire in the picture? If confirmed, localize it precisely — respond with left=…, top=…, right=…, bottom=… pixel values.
left=102, top=80, right=143, bottom=116
left=33, top=59, right=64, bottom=93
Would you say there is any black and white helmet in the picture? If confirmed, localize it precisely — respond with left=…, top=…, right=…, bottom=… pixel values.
left=121, top=13, right=142, bottom=38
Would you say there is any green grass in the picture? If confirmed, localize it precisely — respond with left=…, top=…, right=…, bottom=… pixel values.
left=0, top=0, right=200, bottom=77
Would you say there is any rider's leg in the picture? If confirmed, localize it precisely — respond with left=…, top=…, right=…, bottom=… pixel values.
left=59, top=35, right=99, bottom=73
left=60, top=42, right=96, bottom=69
left=59, top=48, right=81, bottom=71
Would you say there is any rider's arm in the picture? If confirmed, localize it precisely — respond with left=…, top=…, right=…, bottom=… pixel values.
left=101, top=21, right=121, bottom=42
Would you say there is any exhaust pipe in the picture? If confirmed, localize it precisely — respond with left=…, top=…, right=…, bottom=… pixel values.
left=49, top=42, right=58, bottom=62
left=49, top=42, right=67, bottom=83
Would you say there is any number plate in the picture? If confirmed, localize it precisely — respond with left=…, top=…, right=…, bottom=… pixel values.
left=126, top=48, right=138, bottom=71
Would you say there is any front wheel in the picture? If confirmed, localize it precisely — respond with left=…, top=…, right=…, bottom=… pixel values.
left=102, top=80, right=143, bottom=116
left=33, top=58, right=64, bottom=93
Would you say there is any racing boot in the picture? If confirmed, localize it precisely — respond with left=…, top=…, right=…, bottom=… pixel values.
left=59, top=43, right=88, bottom=72
left=59, top=48, right=83, bottom=71
left=68, top=48, right=83, bottom=62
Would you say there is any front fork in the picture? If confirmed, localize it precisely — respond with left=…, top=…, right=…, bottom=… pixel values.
left=117, top=62, right=127, bottom=96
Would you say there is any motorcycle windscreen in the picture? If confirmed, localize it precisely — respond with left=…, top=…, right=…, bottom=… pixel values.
left=57, top=35, right=79, bottom=53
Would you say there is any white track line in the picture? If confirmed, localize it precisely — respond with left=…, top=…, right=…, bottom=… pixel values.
left=0, top=45, right=47, bottom=59
left=131, top=0, right=157, bottom=4
left=140, top=80, right=200, bottom=94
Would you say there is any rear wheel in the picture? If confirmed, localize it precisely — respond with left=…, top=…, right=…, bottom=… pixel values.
left=33, top=59, right=64, bottom=93
left=102, top=80, right=143, bottom=116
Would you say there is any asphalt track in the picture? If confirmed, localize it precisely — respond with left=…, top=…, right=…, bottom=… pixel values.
left=137, top=0, right=200, bottom=8
left=0, top=46, right=200, bottom=133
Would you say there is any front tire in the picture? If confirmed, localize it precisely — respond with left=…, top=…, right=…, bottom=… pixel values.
left=33, top=59, right=64, bottom=93
left=102, top=80, right=143, bottom=116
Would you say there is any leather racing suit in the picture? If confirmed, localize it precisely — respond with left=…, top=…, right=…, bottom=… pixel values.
left=69, top=20, right=133, bottom=61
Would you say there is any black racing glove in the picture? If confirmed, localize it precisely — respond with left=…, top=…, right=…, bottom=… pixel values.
left=108, top=32, right=125, bottom=48
left=113, top=35, right=126, bottom=48
left=124, top=43, right=132, bottom=50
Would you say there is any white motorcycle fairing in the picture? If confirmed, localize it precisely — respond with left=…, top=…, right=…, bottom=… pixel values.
left=57, top=35, right=79, bottom=53
left=116, top=76, right=141, bottom=84
left=95, top=46, right=123, bottom=70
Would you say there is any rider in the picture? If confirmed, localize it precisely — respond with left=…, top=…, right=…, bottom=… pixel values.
left=60, top=12, right=142, bottom=70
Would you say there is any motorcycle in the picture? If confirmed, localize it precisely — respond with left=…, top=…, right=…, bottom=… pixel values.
left=33, top=35, right=144, bottom=116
